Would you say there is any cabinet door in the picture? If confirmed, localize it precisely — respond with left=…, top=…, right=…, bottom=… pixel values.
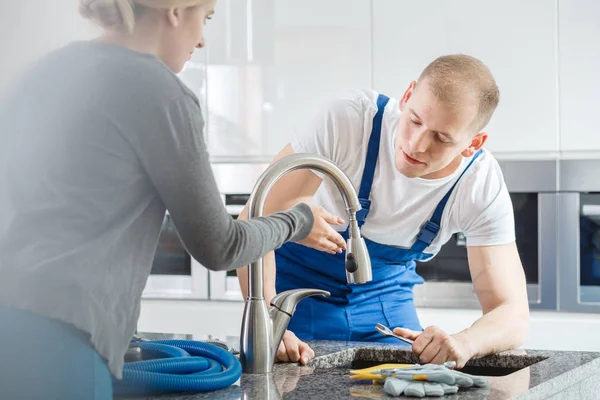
left=558, top=0, right=600, bottom=153
left=201, top=0, right=372, bottom=160
left=0, top=0, right=98, bottom=91
left=373, top=0, right=558, bottom=155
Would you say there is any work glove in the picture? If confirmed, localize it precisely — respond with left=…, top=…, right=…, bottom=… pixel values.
left=381, top=363, right=489, bottom=398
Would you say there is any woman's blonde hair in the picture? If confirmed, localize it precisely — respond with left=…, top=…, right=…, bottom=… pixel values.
left=79, top=0, right=207, bottom=33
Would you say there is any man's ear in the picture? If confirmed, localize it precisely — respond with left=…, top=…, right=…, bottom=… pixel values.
left=166, top=8, right=181, bottom=28
left=399, top=81, right=416, bottom=112
left=461, top=132, right=488, bottom=157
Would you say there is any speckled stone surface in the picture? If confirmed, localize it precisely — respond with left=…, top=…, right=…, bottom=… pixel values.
left=116, top=337, right=600, bottom=400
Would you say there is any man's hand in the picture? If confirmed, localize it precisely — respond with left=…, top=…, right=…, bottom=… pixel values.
left=296, top=205, right=346, bottom=254
left=276, top=330, right=315, bottom=366
left=393, top=326, right=476, bottom=369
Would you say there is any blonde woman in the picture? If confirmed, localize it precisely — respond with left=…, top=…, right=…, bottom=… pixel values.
left=0, top=1, right=346, bottom=398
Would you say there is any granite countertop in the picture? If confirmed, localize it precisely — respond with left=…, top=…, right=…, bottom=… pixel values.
left=116, top=336, right=600, bottom=400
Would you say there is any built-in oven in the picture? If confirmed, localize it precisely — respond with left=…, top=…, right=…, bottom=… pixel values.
left=207, top=160, right=562, bottom=309
left=142, top=211, right=209, bottom=299
left=143, top=163, right=267, bottom=301
left=208, top=163, right=269, bottom=301
left=413, top=159, right=559, bottom=310
left=557, top=159, right=600, bottom=313
left=208, top=193, right=252, bottom=301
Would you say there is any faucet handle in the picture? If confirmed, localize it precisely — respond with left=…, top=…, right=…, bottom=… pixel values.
left=270, top=289, right=331, bottom=315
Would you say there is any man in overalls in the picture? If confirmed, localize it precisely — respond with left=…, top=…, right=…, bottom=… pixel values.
left=237, top=54, right=529, bottom=369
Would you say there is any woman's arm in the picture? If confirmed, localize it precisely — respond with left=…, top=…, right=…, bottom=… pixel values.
left=134, top=94, right=315, bottom=271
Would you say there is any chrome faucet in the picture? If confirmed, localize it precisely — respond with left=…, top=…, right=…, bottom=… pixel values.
left=240, top=153, right=373, bottom=374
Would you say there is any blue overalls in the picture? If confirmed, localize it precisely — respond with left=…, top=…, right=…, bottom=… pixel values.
left=275, top=94, right=483, bottom=343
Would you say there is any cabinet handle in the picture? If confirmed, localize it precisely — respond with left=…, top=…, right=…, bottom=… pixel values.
left=582, top=205, right=600, bottom=217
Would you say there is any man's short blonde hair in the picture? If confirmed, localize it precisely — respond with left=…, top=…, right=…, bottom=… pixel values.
left=417, top=54, right=500, bottom=132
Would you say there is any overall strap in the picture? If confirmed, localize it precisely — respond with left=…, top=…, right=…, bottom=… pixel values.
left=355, top=94, right=390, bottom=228
left=410, top=149, right=484, bottom=253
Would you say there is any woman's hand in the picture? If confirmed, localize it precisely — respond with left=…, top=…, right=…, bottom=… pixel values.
left=296, top=205, right=346, bottom=254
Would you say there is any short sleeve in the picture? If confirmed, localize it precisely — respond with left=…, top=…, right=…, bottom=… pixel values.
left=458, top=158, right=516, bottom=247
left=290, top=90, right=374, bottom=168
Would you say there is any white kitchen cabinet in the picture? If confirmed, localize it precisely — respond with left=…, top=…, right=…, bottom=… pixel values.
left=200, top=0, right=372, bottom=160
left=372, top=0, right=559, bottom=156
left=138, top=300, right=600, bottom=353
left=0, top=1, right=98, bottom=92
left=418, top=308, right=600, bottom=352
left=138, top=299, right=244, bottom=341
left=558, top=0, right=600, bottom=154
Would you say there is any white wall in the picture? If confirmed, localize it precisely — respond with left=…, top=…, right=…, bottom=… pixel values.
left=373, top=0, right=559, bottom=156
left=197, top=0, right=600, bottom=160
left=3, top=0, right=598, bottom=352
left=558, top=0, right=600, bottom=155
left=2, top=1, right=597, bottom=157
left=0, top=0, right=98, bottom=92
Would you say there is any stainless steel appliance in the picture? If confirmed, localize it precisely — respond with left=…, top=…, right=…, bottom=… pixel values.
left=209, top=163, right=269, bottom=301
left=413, top=159, right=559, bottom=310
left=147, top=158, right=600, bottom=314
left=558, top=159, right=600, bottom=313
left=143, top=163, right=270, bottom=301
left=142, top=211, right=209, bottom=299
left=207, top=160, right=562, bottom=310
left=208, top=193, right=252, bottom=301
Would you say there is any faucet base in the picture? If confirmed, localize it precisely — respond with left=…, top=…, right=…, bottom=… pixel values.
left=239, top=153, right=372, bottom=376
left=240, top=298, right=275, bottom=374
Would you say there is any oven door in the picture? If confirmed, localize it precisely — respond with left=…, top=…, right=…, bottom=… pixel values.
left=558, top=159, right=600, bottom=312
left=142, top=212, right=209, bottom=299
left=209, top=194, right=249, bottom=301
left=208, top=163, right=269, bottom=301
left=413, top=159, right=559, bottom=310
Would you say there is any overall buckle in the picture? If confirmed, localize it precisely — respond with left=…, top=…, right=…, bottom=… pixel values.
left=356, top=198, right=372, bottom=222
left=416, top=220, right=440, bottom=245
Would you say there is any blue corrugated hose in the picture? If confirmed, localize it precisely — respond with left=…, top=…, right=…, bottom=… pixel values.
left=113, top=340, right=242, bottom=396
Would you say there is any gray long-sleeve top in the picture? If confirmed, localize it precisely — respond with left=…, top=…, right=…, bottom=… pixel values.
left=0, top=41, right=313, bottom=378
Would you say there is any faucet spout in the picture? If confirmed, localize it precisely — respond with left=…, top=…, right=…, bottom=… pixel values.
left=269, top=289, right=330, bottom=356
left=240, top=153, right=373, bottom=374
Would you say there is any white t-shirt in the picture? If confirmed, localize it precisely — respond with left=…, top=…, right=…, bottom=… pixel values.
left=290, top=89, right=515, bottom=258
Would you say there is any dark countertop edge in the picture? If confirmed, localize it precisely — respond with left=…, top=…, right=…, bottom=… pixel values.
left=130, top=334, right=600, bottom=399
left=517, top=356, right=600, bottom=400
left=304, top=340, right=600, bottom=398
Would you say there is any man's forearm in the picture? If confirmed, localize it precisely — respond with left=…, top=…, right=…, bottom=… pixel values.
left=236, top=265, right=249, bottom=300
left=455, top=302, right=529, bottom=359
left=462, top=243, right=530, bottom=359
left=263, top=251, right=277, bottom=304
left=235, top=201, right=277, bottom=303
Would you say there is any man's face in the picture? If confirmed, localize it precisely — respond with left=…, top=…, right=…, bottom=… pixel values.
left=395, top=80, right=486, bottom=179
